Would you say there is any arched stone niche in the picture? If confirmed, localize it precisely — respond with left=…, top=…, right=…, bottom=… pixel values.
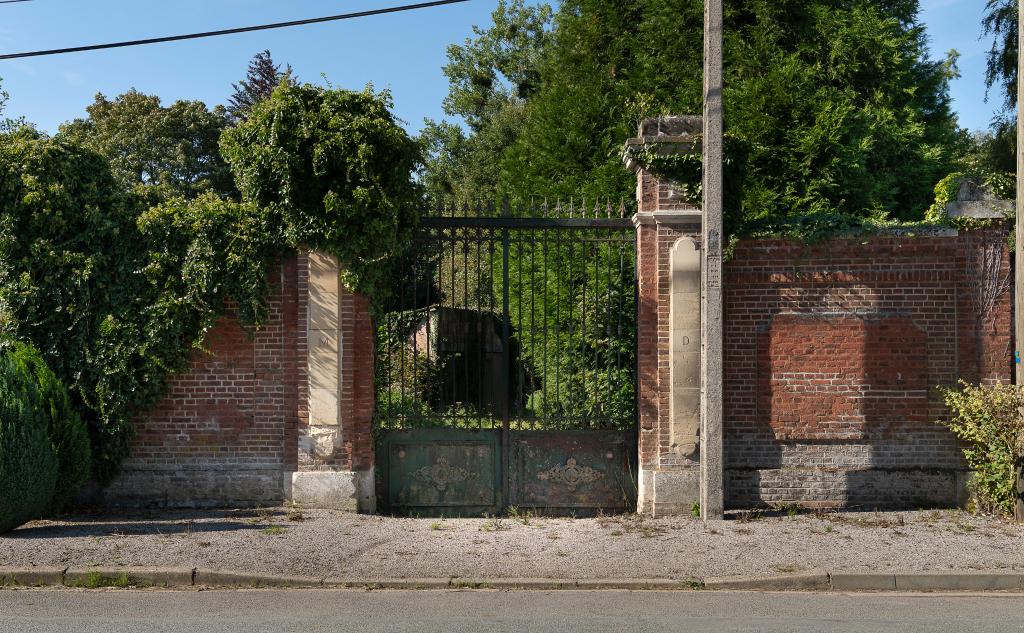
left=670, top=236, right=701, bottom=457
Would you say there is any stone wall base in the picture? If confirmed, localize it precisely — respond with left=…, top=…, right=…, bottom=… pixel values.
left=638, top=468, right=700, bottom=517
left=638, top=467, right=972, bottom=515
left=103, top=465, right=284, bottom=508
left=725, top=468, right=972, bottom=509
left=284, top=469, right=375, bottom=513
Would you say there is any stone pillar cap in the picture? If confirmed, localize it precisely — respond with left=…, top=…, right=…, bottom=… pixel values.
left=638, top=115, right=703, bottom=138
left=945, top=179, right=1013, bottom=220
left=623, top=115, right=703, bottom=172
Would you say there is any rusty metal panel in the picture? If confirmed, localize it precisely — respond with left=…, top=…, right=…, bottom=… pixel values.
left=509, top=431, right=636, bottom=512
left=382, top=429, right=501, bottom=516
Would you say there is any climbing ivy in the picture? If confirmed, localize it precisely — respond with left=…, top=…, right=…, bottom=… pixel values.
left=0, top=84, right=420, bottom=483
left=220, top=83, right=421, bottom=301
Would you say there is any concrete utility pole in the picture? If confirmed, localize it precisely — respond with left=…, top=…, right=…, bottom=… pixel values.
left=700, top=0, right=725, bottom=521
left=1015, top=0, right=1024, bottom=522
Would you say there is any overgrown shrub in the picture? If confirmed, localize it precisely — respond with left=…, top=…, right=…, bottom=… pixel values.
left=0, top=343, right=58, bottom=532
left=5, top=340, right=90, bottom=513
left=220, top=83, right=421, bottom=301
left=938, top=381, right=1024, bottom=516
left=1, top=83, right=421, bottom=484
left=0, top=132, right=142, bottom=483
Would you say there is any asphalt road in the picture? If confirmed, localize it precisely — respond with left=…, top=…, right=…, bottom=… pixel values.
left=2, top=589, right=1024, bottom=633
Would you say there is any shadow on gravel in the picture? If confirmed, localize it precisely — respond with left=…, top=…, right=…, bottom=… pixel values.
left=2, top=509, right=287, bottom=539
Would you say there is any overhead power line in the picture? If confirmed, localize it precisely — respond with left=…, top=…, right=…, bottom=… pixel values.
left=0, top=0, right=33, bottom=4
left=0, top=0, right=470, bottom=60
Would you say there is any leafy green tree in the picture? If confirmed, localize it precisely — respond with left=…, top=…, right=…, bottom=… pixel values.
left=221, top=83, right=421, bottom=298
left=0, top=134, right=273, bottom=483
left=0, top=134, right=151, bottom=482
left=983, top=0, right=1017, bottom=115
left=497, top=0, right=961, bottom=225
left=0, top=76, right=29, bottom=134
left=419, top=0, right=552, bottom=202
left=58, top=90, right=234, bottom=200
left=968, top=0, right=1018, bottom=177
left=228, top=50, right=294, bottom=124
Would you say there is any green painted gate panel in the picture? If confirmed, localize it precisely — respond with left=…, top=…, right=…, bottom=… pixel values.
left=509, top=431, right=636, bottom=513
left=382, top=429, right=501, bottom=515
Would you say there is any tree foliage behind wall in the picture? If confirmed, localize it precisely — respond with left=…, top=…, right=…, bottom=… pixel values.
left=1, top=83, right=420, bottom=484
left=58, top=91, right=235, bottom=200
left=228, top=50, right=295, bottom=124
left=221, top=83, right=421, bottom=299
left=0, top=133, right=277, bottom=482
left=423, top=0, right=962, bottom=227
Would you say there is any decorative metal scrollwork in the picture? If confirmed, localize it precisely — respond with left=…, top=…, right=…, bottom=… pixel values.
left=537, top=458, right=604, bottom=491
left=411, top=458, right=478, bottom=492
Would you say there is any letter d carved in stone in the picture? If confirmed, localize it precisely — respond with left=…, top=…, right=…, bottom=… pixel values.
left=670, top=237, right=701, bottom=458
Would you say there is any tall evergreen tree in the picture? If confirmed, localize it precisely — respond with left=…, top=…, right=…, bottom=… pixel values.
left=424, top=0, right=963, bottom=225
left=228, top=50, right=294, bottom=123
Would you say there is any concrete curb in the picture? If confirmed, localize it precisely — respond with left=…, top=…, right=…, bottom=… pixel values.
left=194, top=570, right=323, bottom=588
left=63, top=568, right=194, bottom=588
left=2, top=568, right=1024, bottom=592
left=704, top=570, right=830, bottom=591
left=0, top=567, right=66, bottom=587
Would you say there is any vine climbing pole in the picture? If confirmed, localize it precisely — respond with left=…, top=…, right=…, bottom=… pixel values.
left=700, top=0, right=725, bottom=520
left=1015, top=0, right=1024, bottom=523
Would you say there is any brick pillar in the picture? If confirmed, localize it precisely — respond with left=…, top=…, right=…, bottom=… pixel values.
left=285, top=250, right=376, bottom=512
left=624, top=116, right=704, bottom=515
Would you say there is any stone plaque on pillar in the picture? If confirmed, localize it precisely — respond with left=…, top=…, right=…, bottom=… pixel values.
left=305, top=251, right=343, bottom=462
left=670, top=237, right=701, bottom=457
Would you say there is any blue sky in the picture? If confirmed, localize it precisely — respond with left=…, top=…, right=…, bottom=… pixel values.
left=0, top=0, right=1006, bottom=135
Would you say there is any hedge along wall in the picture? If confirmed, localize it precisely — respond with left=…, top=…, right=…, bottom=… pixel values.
left=103, top=252, right=376, bottom=508
left=722, top=228, right=1012, bottom=508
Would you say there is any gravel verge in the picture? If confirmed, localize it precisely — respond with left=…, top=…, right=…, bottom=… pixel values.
left=2, top=508, right=1022, bottom=580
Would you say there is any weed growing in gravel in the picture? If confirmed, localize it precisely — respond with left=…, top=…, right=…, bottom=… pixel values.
left=248, top=506, right=274, bottom=525
left=773, top=563, right=800, bottom=573
left=430, top=519, right=449, bottom=531
left=261, top=525, right=286, bottom=536
left=735, top=510, right=763, bottom=523
left=479, top=516, right=510, bottom=532
left=690, top=502, right=700, bottom=518
left=285, top=503, right=305, bottom=522
left=505, top=506, right=535, bottom=525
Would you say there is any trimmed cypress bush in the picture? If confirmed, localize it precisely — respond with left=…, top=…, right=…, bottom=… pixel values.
left=0, top=345, right=58, bottom=533
left=7, top=341, right=91, bottom=513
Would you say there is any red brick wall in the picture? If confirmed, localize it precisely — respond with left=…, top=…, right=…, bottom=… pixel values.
left=106, top=252, right=377, bottom=507
left=340, top=291, right=375, bottom=471
left=723, top=230, right=1012, bottom=507
left=757, top=314, right=929, bottom=441
left=636, top=216, right=1012, bottom=510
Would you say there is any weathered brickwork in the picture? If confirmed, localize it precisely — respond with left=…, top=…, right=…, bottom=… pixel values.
left=106, top=252, right=376, bottom=507
left=723, top=231, right=1012, bottom=508
left=636, top=204, right=1012, bottom=510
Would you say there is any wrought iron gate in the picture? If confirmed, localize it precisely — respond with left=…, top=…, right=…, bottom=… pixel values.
left=375, top=202, right=637, bottom=516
